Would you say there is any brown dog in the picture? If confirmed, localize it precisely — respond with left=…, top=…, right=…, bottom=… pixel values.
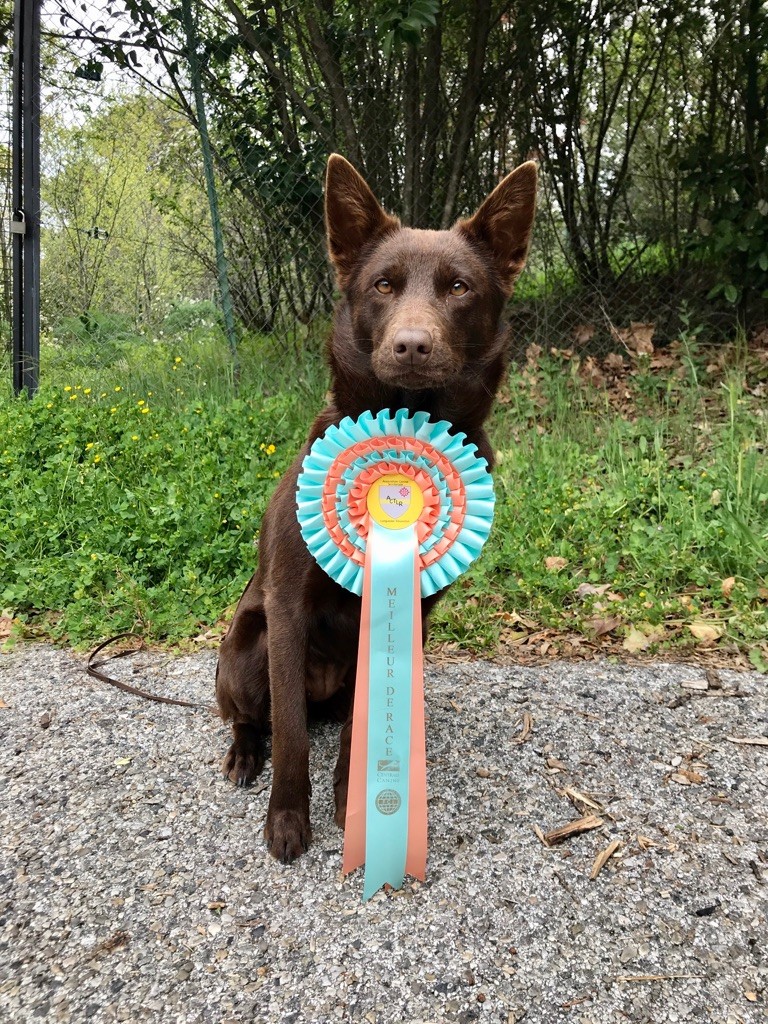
left=215, top=154, right=537, bottom=863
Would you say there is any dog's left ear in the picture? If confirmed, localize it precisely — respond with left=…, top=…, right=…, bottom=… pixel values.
left=457, top=162, right=538, bottom=294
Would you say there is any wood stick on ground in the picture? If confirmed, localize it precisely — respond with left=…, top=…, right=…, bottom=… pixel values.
left=561, top=786, right=604, bottom=813
left=512, top=711, right=534, bottom=745
left=590, top=839, right=622, bottom=880
left=560, top=994, right=593, bottom=1009
left=614, top=973, right=704, bottom=983
left=727, top=736, right=768, bottom=746
left=532, top=823, right=548, bottom=846
left=542, top=814, right=604, bottom=846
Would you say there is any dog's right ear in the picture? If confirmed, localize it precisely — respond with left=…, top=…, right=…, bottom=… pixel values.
left=325, top=154, right=399, bottom=291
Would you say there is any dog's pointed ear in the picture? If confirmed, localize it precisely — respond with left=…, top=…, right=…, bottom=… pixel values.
left=457, top=161, right=538, bottom=294
left=325, top=154, right=399, bottom=290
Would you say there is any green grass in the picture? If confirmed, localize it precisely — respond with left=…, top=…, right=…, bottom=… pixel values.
left=1, top=323, right=767, bottom=664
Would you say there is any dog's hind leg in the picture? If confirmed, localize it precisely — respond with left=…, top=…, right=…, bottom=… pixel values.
left=216, top=575, right=271, bottom=787
left=332, top=664, right=357, bottom=827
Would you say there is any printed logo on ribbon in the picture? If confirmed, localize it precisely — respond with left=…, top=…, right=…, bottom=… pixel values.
left=375, top=789, right=402, bottom=815
left=367, top=473, right=424, bottom=530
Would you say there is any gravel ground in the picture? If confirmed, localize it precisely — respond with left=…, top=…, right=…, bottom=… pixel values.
left=1, top=644, right=767, bottom=1024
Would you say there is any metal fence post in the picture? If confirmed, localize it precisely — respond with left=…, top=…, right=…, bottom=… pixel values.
left=11, top=0, right=41, bottom=397
left=180, top=0, right=239, bottom=384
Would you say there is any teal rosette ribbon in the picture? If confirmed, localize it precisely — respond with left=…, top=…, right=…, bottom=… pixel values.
left=295, top=409, right=495, bottom=899
left=296, top=408, right=495, bottom=597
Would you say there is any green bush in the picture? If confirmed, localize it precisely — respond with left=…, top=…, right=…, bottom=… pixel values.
left=1, top=333, right=766, bottom=658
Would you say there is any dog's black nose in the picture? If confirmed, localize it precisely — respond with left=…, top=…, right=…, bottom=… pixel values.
left=393, top=329, right=433, bottom=366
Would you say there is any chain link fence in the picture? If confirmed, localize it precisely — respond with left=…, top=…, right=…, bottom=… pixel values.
left=4, top=0, right=767, bottom=389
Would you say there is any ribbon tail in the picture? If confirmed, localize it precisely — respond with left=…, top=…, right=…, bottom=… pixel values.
left=341, top=546, right=372, bottom=875
left=361, top=522, right=417, bottom=899
left=406, top=552, right=427, bottom=880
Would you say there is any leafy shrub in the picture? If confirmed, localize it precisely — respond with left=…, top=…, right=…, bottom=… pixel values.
left=162, top=301, right=223, bottom=336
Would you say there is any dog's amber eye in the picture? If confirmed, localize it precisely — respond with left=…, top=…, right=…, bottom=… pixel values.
left=374, top=279, right=393, bottom=294
left=450, top=280, right=469, bottom=296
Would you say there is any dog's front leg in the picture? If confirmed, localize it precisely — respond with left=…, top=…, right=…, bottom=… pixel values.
left=264, top=598, right=312, bottom=863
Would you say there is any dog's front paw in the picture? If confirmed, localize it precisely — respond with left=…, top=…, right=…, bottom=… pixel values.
left=222, top=737, right=265, bottom=787
left=264, top=806, right=312, bottom=864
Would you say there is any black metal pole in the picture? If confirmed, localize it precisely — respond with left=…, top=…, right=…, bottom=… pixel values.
left=11, top=0, right=24, bottom=394
left=11, top=0, right=41, bottom=396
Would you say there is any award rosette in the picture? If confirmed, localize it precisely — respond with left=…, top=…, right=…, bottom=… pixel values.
left=296, top=409, right=494, bottom=899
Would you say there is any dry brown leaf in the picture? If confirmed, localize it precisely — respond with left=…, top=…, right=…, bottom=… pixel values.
left=546, top=756, right=568, bottom=772
left=590, top=839, right=622, bottom=880
left=688, top=621, right=724, bottom=642
left=615, top=321, right=655, bottom=355
left=623, top=627, right=658, bottom=653
left=587, top=615, right=622, bottom=638
left=525, top=343, right=542, bottom=366
left=745, top=992, right=758, bottom=1003
left=721, top=576, right=736, bottom=598
left=545, top=556, right=568, bottom=572
left=574, top=582, right=612, bottom=600
left=604, top=352, right=624, bottom=372
left=579, top=356, right=606, bottom=387
left=500, top=628, right=529, bottom=646
left=572, top=323, right=596, bottom=345
left=0, top=615, right=12, bottom=640
left=670, top=773, right=691, bottom=786
left=679, top=768, right=705, bottom=784
left=542, top=814, right=604, bottom=845
left=727, top=736, right=768, bottom=747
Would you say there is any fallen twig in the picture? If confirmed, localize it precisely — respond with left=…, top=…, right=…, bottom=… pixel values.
left=614, top=973, right=704, bottom=983
left=511, top=711, right=534, bottom=744
left=542, top=814, right=604, bottom=846
left=727, top=736, right=768, bottom=746
left=561, top=786, right=604, bottom=813
left=590, top=839, right=622, bottom=879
